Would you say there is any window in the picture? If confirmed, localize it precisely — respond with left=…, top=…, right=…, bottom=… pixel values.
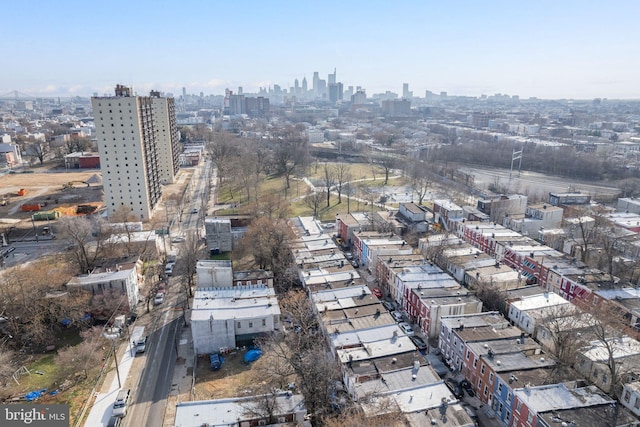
left=484, top=386, right=488, bottom=396
left=466, top=350, right=470, bottom=360
left=527, top=412, right=534, bottom=423
left=237, top=322, right=241, bottom=329
left=635, top=398, right=640, bottom=410
left=498, top=383, right=503, bottom=393
left=481, top=364, right=485, bottom=375
left=249, top=321, right=253, bottom=328
left=505, top=411, right=510, bottom=422
left=516, top=400, right=522, bottom=413
left=489, top=373, right=494, bottom=383
left=262, top=319, right=266, bottom=326
left=473, top=358, right=478, bottom=368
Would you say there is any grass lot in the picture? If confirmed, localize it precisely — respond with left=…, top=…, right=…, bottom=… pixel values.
left=305, top=162, right=385, bottom=181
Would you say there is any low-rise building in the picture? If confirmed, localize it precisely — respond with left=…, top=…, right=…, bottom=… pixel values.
left=507, top=292, right=572, bottom=335
left=66, top=261, right=141, bottom=310
left=190, top=286, right=281, bottom=355
left=174, top=393, right=308, bottom=427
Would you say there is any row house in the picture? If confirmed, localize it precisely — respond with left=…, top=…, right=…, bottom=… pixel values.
left=504, top=203, right=563, bottom=237
left=548, top=191, right=591, bottom=207
left=433, top=199, right=464, bottom=231
left=351, top=230, right=412, bottom=269
left=392, top=264, right=458, bottom=312
left=477, top=194, right=527, bottom=224
left=463, top=262, right=522, bottom=290
left=438, top=312, right=520, bottom=373
left=396, top=202, right=429, bottom=233
left=376, top=254, right=428, bottom=300
left=436, top=245, right=495, bottom=283
left=455, top=221, right=522, bottom=256
left=575, top=335, right=640, bottom=394
left=593, top=287, right=640, bottom=330
left=492, top=370, right=582, bottom=426
left=472, top=346, right=555, bottom=405
left=406, top=287, right=482, bottom=339
left=335, top=212, right=375, bottom=248
left=511, top=383, right=621, bottom=427
left=507, top=292, right=572, bottom=335
left=293, top=233, right=349, bottom=271
left=462, top=205, right=491, bottom=222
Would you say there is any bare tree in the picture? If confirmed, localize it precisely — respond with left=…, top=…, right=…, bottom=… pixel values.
left=0, top=346, right=16, bottom=387
left=207, top=131, right=236, bottom=185
left=54, top=327, right=107, bottom=383
left=333, top=161, right=351, bottom=204
left=303, top=188, right=323, bottom=219
left=538, top=305, right=588, bottom=366
left=376, top=155, right=396, bottom=185
left=407, top=159, right=431, bottom=204
left=27, top=140, right=50, bottom=164
left=234, top=218, right=294, bottom=289
left=323, top=163, right=335, bottom=207
left=254, top=290, right=341, bottom=419
left=271, top=124, right=309, bottom=194
left=176, top=230, right=200, bottom=296
left=58, top=216, right=113, bottom=274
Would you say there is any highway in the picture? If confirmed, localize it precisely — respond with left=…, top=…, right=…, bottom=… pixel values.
left=463, top=166, right=621, bottom=199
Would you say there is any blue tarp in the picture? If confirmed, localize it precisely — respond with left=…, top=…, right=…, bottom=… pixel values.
left=24, top=389, right=46, bottom=401
left=243, top=349, right=263, bottom=363
left=210, top=354, right=223, bottom=371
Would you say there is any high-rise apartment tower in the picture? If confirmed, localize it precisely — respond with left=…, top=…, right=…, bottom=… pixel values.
left=92, top=85, right=180, bottom=221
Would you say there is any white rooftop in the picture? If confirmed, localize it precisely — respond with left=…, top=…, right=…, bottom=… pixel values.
left=511, top=292, right=570, bottom=312
left=174, top=393, right=306, bottom=427
left=514, top=384, right=610, bottom=413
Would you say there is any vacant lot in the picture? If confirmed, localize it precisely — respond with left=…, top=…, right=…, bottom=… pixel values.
left=193, top=351, right=257, bottom=400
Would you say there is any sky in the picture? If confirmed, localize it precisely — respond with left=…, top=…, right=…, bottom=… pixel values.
left=1, top=0, right=639, bottom=100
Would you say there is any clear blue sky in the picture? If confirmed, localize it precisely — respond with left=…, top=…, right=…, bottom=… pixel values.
left=1, top=1, right=639, bottom=99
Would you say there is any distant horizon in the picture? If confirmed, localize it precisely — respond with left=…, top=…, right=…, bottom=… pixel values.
left=3, top=80, right=640, bottom=102
left=2, top=1, right=639, bottom=100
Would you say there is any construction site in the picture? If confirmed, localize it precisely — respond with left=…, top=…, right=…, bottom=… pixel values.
left=0, top=170, right=104, bottom=242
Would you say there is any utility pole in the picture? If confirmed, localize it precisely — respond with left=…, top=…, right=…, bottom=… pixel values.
left=507, top=146, right=523, bottom=193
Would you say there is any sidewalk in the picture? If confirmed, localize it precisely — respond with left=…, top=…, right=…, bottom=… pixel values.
left=163, top=313, right=194, bottom=427
left=84, top=327, right=145, bottom=426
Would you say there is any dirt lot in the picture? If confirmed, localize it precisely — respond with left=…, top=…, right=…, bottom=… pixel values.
left=193, top=351, right=257, bottom=400
left=0, top=171, right=103, bottom=220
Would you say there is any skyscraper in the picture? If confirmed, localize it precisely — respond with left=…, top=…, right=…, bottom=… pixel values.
left=301, top=77, right=308, bottom=95
left=92, top=85, right=179, bottom=221
left=328, top=68, right=336, bottom=85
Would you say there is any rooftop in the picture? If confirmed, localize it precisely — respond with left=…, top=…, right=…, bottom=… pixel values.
left=174, top=393, right=306, bottom=427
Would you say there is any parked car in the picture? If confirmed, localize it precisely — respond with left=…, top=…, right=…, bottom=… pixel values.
left=112, top=389, right=131, bottom=418
left=191, top=208, right=198, bottom=214
left=460, top=379, right=475, bottom=397
left=398, top=322, right=414, bottom=336
left=444, top=379, right=464, bottom=399
left=135, top=336, right=147, bottom=354
left=344, top=252, right=354, bottom=260
left=391, top=311, right=403, bottom=322
left=154, top=293, right=165, bottom=305
left=106, top=416, right=122, bottom=427
left=410, top=335, right=428, bottom=352
left=171, top=236, right=185, bottom=243
left=350, top=260, right=359, bottom=268
left=381, top=301, right=394, bottom=311
left=461, top=403, right=478, bottom=421
left=371, top=288, right=383, bottom=298
left=164, top=262, right=175, bottom=276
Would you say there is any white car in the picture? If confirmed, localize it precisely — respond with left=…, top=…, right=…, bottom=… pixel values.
left=164, top=262, right=175, bottom=276
left=398, top=322, right=414, bottom=336
left=391, top=311, right=403, bottom=322
left=154, top=293, right=165, bottom=305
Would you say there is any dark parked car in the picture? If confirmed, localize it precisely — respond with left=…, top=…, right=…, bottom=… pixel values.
left=460, top=379, right=475, bottom=397
left=410, top=335, right=428, bottom=352
left=444, top=379, right=464, bottom=399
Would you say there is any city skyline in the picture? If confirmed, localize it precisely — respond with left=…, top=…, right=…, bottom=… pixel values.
left=2, top=0, right=639, bottom=100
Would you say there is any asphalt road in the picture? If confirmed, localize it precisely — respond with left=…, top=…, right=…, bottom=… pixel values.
left=122, top=160, right=211, bottom=427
